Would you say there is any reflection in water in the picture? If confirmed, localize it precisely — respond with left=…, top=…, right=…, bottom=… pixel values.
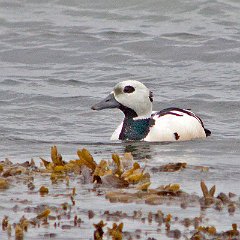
left=124, top=142, right=152, bottom=160
left=123, top=142, right=156, bottom=160
left=123, top=141, right=173, bottom=161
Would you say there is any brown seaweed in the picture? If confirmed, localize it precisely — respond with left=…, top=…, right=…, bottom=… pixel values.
left=108, top=222, right=124, bottom=240
left=39, top=186, right=49, bottom=196
left=0, top=146, right=239, bottom=240
left=200, top=181, right=215, bottom=205
left=0, top=178, right=9, bottom=190
left=152, top=162, right=187, bottom=172
left=93, top=220, right=106, bottom=240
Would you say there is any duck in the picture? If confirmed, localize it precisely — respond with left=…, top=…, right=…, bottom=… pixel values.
left=91, top=80, right=211, bottom=142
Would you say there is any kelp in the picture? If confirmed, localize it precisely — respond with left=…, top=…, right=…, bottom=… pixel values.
left=2, top=166, right=26, bottom=178
left=15, top=224, right=24, bottom=240
left=39, top=186, right=49, bottom=195
left=40, top=147, right=127, bottom=186
left=36, top=209, right=51, bottom=219
left=108, top=222, right=124, bottom=240
left=0, top=146, right=239, bottom=240
left=112, top=153, right=123, bottom=176
left=0, top=178, right=9, bottom=190
left=93, top=220, right=106, bottom=240
left=224, top=224, right=239, bottom=238
left=77, top=148, right=97, bottom=171
left=2, top=216, right=8, bottom=231
left=2, top=208, right=52, bottom=240
left=40, top=146, right=64, bottom=171
left=136, top=181, right=151, bottom=191
left=93, top=221, right=124, bottom=240
left=156, top=184, right=181, bottom=195
left=40, top=147, right=97, bottom=183
left=190, top=223, right=239, bottom=239
left=19, top=216, right=29, bottom=232
left=94, top=160, right=112, bottom=176
left=106, top=184, right=185, bottom=205
left=152, top=162, right=210, bottom=173
left=51, top=146, right=64, bottom=166
left=200, top=181, right=215, bottom=205
left=100, top=175, right=129, bottom=188
left=39, top=147, right=149, bottom=189
left=152, top=162, right=187, bottom=172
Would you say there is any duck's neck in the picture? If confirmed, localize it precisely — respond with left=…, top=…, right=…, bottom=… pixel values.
left=119, top=117, right=155, bottom=140
left=119, top=104, right=152, bottom=119
left=119, top=105, right=138, bottom=118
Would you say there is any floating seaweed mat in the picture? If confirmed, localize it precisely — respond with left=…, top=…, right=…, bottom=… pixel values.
left=151, top=162, right=187, bottom=172
left=0, top=146, right=239, bottom=240
left=190, top=223, right=239, bottom=239
left=151, top=162, right=209, bottom=173
left=105, top=183, right=190, bottom=205
left=3, top=208, right=52, bottom=240
left=105, top=178, right=240, bottom=209
left=40, top=146, right=150, bottom=188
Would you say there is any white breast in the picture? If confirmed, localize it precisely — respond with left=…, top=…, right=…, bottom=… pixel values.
left=110, top=122, right=123, bottom=140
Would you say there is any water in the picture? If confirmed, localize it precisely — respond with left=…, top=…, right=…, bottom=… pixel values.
left=0, top=0, right=240, bottom=238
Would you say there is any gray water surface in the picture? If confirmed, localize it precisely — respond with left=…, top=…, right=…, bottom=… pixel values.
left=0, top=0, right=240, bottom=236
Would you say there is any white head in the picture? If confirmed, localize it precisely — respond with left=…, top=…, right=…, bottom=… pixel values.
left=92, top=80, right=153, bottom=119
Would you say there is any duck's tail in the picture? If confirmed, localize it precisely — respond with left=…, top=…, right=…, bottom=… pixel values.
left=204, top=128, right=211, bottom=137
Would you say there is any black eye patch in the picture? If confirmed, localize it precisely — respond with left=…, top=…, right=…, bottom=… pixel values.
left=123, top=85, right=135, bottom=93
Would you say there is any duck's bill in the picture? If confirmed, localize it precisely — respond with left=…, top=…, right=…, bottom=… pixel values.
left=91, top=93, right=120, bottom=110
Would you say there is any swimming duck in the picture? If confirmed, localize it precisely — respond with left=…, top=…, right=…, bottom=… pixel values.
left=91, top=80, right=211, bottom=142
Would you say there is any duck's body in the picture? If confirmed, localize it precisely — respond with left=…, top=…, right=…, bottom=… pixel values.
left=92, top=80, right=211, bottom=142
left=111, top=108, right=210, bottom=142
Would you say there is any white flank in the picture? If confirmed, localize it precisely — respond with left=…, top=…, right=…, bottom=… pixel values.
left=144, top=110, right=206, bottom=142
